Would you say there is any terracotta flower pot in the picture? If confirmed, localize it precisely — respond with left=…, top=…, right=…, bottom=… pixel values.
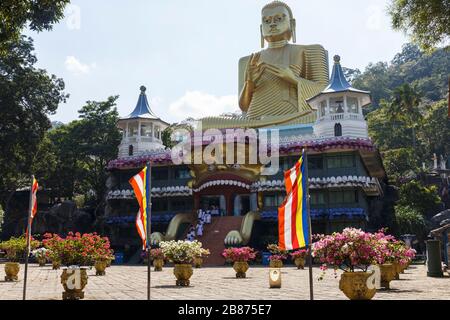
left=95, top=260, right=108, bottom=276
left=52, top=260, right=61, bottom=270
left=233, top=261, right=249, bottom=278
left=193, top=257, right=203, bottom=268
left=4, top=262, right=20, bottom=282
left=60, top=268, right=88, bottom=300
left=339, top=272, right=377, bottom=300
left=393, top=262, right=402, bottom=280
left=173, top=264, right=193, bottom=286
left=153, top=258, right=164, bottom=271
left=269, top=260, right=283, bottom=268
left=402, top=263, right=409, bottom=273
left=294, top=257, right=305, bottom=269
left=379, top=264, right=396, bottom=289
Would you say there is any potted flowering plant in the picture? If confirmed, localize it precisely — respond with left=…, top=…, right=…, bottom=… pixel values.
left=193, top=248, right=210, bottom=268
left=290, top=249, right=308, bottom=269
left=267, top=244, right=288, bottom=268
left=0, top=236, right=39, bottom=281
left=91, top=236, right=114, bottom=276
left=312, top=228, right=382, bottom=300
left=32, top=248, right=49, bottom=266
left=160, top=240, right=204, bottom=286
left=43, top=232, right=112, bottom=299
left=388, top=240, right=416, bottom=278
left=42, top=233, right=63, bottom=269
left=149, top=248, right=165, bottom=271
left=222, top=247, right=257, bottom=278
left=372, top=230, right=403, bottom=288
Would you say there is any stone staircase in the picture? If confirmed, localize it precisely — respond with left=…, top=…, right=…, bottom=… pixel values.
left=196, top=216, right=243, bottom=266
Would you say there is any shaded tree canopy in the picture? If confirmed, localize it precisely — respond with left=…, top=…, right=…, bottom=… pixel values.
left=0, top=0, right=70, bottom=56
left=352, top=43, right=449, bottom=112
left=36, top=97, right=122, bottom=210
left=0, top=36, right=67, bottom=209
left=388, top=0, right=450, bottom=51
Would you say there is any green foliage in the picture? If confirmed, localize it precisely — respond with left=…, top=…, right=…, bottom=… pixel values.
left=418, top=100, right=450, bottom=158
left=397, top=180, right=442, bottom=217
left=74, top=96, right=122, bottom=205
left=353, top=61, right=391, bottom=114
left=382, top=148, right=419, bottom=182
left=0, top=236, right=39, bottom=262
left=0, top=36, right=67, bottom=208
left=353, top=43, right=449, bottom=110
left=73, top=195, right=86, bottom=209
left=394, top=205, right=427, bottom=240
left=367, top=103, right=413, bottom=150
left=388, top=0, right=450, bottom=51
left=37, top=97, right=121, bottom=208
left=0, top=0, right=70, bottom=56
left=162, top=120, right=194, bottom=148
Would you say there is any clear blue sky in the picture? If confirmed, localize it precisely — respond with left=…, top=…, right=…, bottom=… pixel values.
left=26, top=0, right=407, bottom=124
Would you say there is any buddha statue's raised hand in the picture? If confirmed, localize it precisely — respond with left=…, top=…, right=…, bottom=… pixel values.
left=245, top=53, right=265, bottom=84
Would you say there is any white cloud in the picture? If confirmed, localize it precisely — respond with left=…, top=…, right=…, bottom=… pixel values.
left=64, top=56, right=95, bottom=75
left=168, top=91, right=238, bottom=122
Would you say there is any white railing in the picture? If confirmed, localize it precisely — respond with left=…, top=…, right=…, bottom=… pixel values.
left=318, top=113, right=364, bottom=122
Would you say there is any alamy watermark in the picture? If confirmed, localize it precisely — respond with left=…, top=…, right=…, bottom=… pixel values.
left=170, top=122, right=279, bottom=175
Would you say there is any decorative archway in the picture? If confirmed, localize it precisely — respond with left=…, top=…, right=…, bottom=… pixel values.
left=192, top=173, right=255, bottom=216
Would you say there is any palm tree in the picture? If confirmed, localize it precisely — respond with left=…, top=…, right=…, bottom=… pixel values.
left=387, top=84, right=422, bottom=149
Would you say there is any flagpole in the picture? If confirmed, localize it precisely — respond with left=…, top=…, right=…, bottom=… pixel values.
left=303, top=149, right=314, bottom=301
left=22, top=175, right=34, bottom=300
left=146, top=162, right=152, bottom=301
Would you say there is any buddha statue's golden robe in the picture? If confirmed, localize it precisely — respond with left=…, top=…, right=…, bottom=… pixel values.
left=200, top=43, right=329, bottom=129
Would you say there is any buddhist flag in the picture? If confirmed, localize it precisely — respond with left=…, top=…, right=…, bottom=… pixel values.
left=284, top=158, right=301, bottom=195
left=278, top=153, right=310, bottom=251
left=25, top=177, right=38, bottom=238
left=129, top=164, right=151, bottom=249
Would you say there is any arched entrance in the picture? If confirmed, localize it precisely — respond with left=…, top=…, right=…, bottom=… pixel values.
left=193, top=177, right=256, bottom=216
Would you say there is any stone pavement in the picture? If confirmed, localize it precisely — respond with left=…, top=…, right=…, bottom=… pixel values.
left=0, top=263, right=448, bottom=300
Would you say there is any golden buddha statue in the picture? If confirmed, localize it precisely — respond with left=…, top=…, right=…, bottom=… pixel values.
left=201, top=1, right=329, bottom=129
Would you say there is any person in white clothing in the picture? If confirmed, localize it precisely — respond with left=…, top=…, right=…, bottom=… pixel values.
left=186, top=225, right=195, bottom=241
left=196, top=222, right=203, bottom=237
left=205, top=210, right=212, bottom=224
left=197, top=209, right=203, bottom=220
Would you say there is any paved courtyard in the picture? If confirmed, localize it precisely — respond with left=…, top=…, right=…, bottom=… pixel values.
left=0, top=263, right=448, bottom=300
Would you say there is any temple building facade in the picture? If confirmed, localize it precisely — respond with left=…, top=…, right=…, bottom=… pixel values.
left=104, top=55, right=386, bottom=264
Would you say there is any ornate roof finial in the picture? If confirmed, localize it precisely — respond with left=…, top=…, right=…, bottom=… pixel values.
left=140, top=85, right=147, bottom=94
left=334, top=55, right=341, bottom=64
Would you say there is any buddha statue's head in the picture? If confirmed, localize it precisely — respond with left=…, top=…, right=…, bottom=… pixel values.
left=260, top=1, right=296, bottom=47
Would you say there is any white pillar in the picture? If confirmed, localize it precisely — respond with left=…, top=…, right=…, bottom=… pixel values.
left=344, top=96, right=348, bottom=114
left=151, top=122, right=155, bottom=142
left=326, top=98, right=330, bottom=115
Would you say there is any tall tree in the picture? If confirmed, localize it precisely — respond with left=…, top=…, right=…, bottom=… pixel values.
left=388, top=83, right=422, bottom=148
left=419, top=99, right=450, bottom=158
left=73, top=96, right=121, bottom=211
left=389, top=0, right=450, bottom=51
left=0, top=36, right=67, bottom=212
left=0, top=0, right=70, bottom=56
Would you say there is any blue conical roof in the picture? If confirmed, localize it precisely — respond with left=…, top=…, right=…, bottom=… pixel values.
left=307, top=55, right=370, bottom=105
left=322, top=55, right=369, bottom=95
left=121, top=86, right=160, bottom=120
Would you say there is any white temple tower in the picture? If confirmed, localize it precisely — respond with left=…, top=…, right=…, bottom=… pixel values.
left=308, top=55, right=371, bottom=139
left=117, top=86, right=169, bottom=157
